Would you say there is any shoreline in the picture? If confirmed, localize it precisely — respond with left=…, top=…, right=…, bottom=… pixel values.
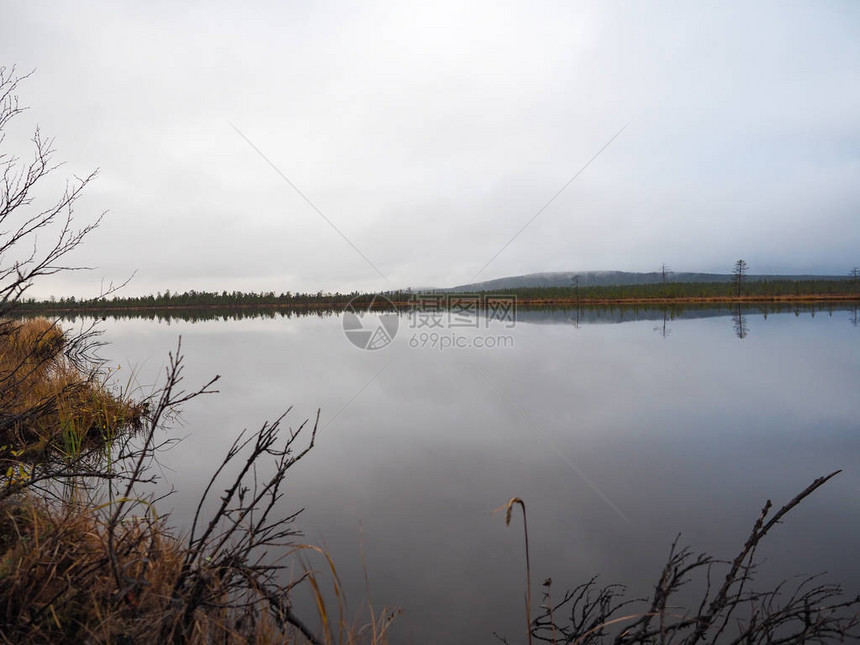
left=14, top=293, right=860, bottom=315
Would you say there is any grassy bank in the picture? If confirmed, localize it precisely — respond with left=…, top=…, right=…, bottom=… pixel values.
left=17, top=279, right=860, bottom=318
left=0, top=320, right=394, bottom=644
left=0, top=318, right=144, bottom=467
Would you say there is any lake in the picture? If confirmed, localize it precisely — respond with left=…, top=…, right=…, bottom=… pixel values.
left=89, top=303, right=860, bottom=643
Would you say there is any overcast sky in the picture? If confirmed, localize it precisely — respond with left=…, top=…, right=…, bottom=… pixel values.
left=2, top=1, right=859, bottom=297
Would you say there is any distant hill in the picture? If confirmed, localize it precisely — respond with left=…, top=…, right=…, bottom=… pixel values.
left=445, top=271, right=846, bottom=292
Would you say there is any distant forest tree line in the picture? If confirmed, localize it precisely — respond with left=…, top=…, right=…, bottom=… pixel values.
left=496, top=276, right=860, bottom=302
left=14, top=275, right=860, bottom=316
left=21, top=289, right=398, bottom=309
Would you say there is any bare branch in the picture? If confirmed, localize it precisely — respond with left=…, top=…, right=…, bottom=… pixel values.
left=528, top=472, right=859, bottom=644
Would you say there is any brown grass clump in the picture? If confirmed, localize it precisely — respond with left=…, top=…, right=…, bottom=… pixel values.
left=0, top=491, right=396, bottom=643
left=0, top=318, right=144, bottom=469
left=0, top=494, right=180, bottom=643
left=0, top=492, right=323, bottom=644
left=0, top=331, right=395, bottom=644
left=0, top=480, right=395, bottom=644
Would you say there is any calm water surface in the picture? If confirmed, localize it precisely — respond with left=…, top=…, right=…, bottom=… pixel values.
left=93, top=306, right=860, bottom=643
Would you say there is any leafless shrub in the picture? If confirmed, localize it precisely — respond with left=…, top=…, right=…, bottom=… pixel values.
left=0, top=65, right=392, bottom=644
left=531, top=471, right=860, bottom=644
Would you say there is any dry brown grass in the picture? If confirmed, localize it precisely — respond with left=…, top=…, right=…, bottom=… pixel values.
left=0, top=318, right=144, bottom=466
left=0, top=323, right=394, bottom=643
left=0, top=492, right=296, bottom=643
left=0, top=492, right=395, bottom=644
left=1, top=494, right=178, bottom=642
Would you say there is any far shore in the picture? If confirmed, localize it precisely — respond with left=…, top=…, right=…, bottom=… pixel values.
left=15, top=292, right=860, bottom=315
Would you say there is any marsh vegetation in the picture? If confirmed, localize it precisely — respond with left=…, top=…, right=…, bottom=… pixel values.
left=2, top=65, right=859, bottom=643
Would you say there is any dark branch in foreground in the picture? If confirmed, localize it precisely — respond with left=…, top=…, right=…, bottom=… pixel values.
left=531, top=471, right=860, bottom=644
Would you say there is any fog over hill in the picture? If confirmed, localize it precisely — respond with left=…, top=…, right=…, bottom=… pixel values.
left=444, top=271, right=846, bottom=292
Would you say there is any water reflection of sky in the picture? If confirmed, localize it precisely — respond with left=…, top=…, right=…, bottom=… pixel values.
left=97, top=308, right=860, bottom=644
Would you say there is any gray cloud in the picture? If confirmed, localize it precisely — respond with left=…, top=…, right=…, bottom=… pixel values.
left=2, top=0, right=858, bottom=297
